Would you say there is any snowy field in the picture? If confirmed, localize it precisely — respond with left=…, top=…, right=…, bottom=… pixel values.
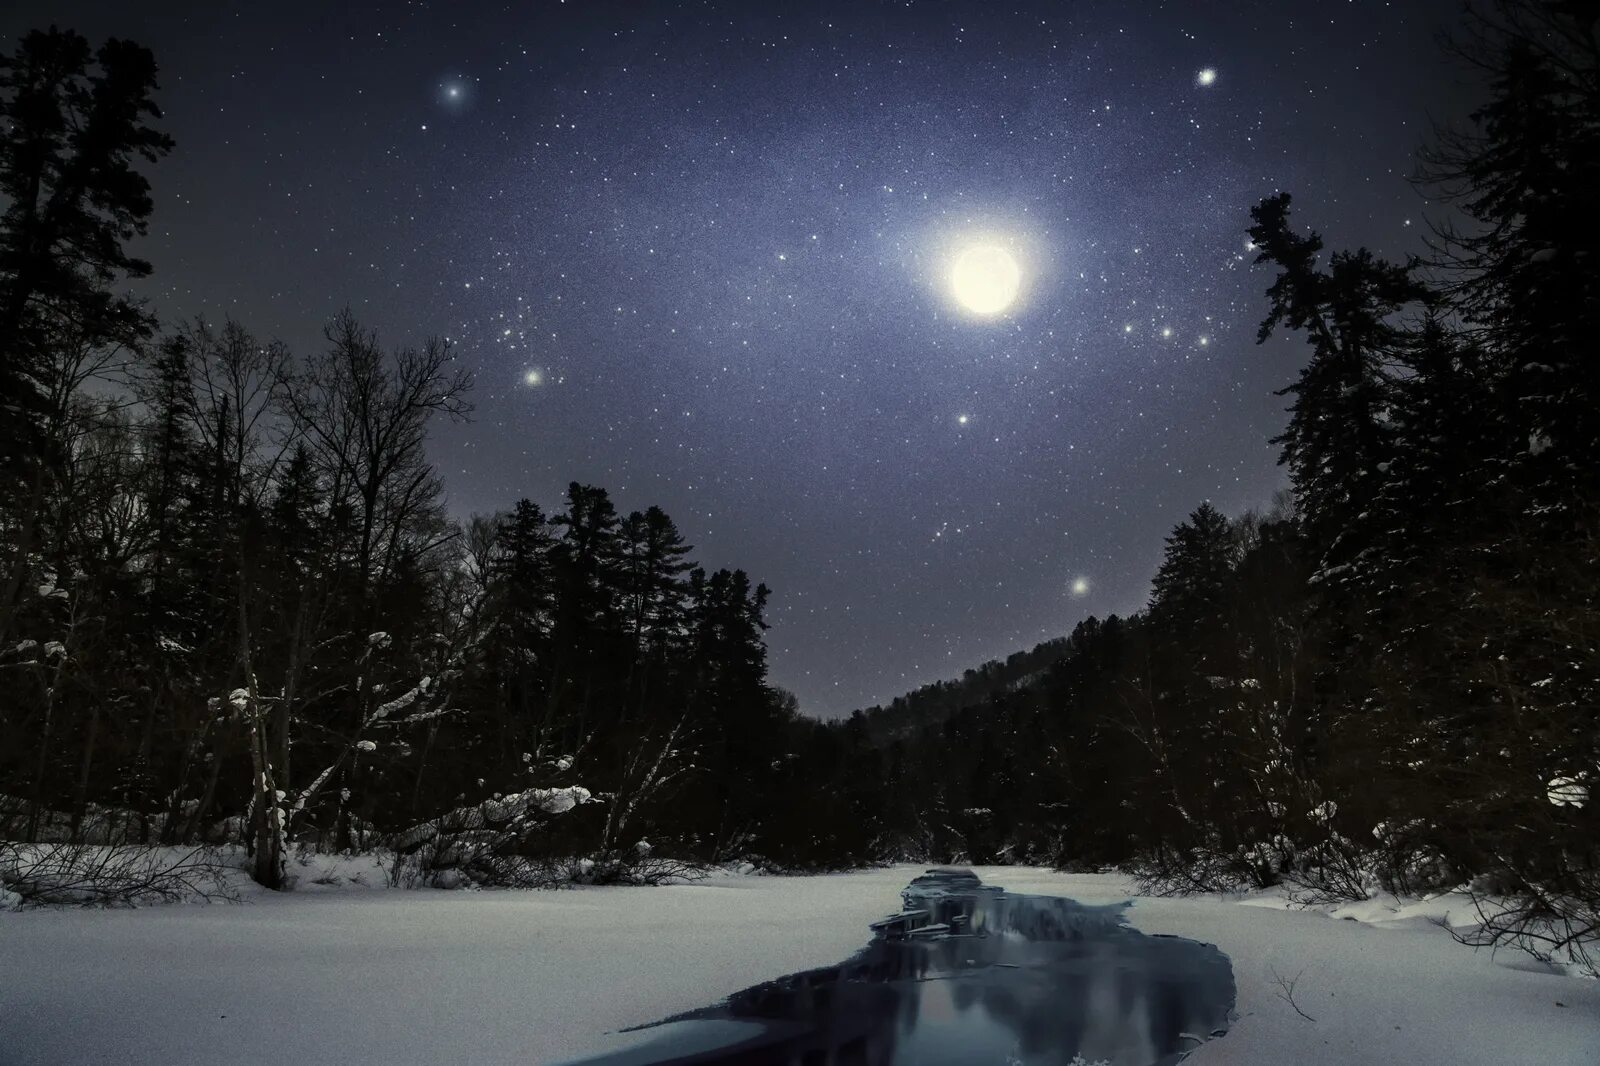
left=2, top=864, right=1597, bottom=1065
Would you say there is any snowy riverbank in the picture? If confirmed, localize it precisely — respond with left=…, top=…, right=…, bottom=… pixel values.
left=2, top=865, right=1596, bottom=1064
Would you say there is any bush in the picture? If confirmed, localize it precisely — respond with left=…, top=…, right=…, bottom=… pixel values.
left=0, top=841, right=236, bottom=906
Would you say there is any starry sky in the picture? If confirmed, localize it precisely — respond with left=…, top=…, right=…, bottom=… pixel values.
left=9, top=1, right=1482, bottom=717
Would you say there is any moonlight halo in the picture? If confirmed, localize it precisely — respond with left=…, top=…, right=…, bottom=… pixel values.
left=36, top=0, right=1480, bottom=723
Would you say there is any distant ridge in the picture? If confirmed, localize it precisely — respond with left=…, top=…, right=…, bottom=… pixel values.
left=841, top=635, right=1072, bottom=741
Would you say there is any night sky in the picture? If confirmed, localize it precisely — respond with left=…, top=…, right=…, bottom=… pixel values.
left=9, top=2, right=1480, bottom=717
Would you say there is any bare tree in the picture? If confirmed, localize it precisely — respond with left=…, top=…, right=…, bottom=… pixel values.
left=275, top=310, right=472, bottom=600
left=185, top=318, right=291, bottom=512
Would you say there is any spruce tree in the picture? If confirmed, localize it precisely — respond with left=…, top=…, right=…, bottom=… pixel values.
left=0, top=28, right=171, bottom=644
left=1248, top=194, right=1429, bottom=584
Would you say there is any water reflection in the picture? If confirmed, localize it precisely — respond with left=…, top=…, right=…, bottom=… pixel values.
left=564, top=868, right=1234, bottom=1066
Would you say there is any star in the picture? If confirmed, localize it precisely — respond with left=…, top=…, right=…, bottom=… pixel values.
left=93, top=1, right=1455, bottom=718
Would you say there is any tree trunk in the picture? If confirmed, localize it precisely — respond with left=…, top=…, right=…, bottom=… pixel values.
left=25, top=698, right=54, bottom=843
left=237, top=573, right=284, bottom=889
left=69, top=702, right=101, bottom=844
left=182, top=729, right=229, bottom=845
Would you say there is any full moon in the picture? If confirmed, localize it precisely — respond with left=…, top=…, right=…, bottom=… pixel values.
left=951, top=245, right=1021, bottom=315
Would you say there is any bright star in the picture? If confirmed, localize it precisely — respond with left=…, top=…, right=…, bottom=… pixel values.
left=523, top=369, right=543, bottom=387
left=1196, top=68, right=1218, bottom=88
left=1161, top=326, right=1174, bottom=339
left=1070, top=576, right=1091, bottom=598
left=957, top=414, right=970, bottom=426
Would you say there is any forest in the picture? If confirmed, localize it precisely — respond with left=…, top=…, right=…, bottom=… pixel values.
left=1, top=2, right=1595, bottom=969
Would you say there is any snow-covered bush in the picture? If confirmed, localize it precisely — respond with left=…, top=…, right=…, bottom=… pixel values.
left=386, top=784, right=607, bottom=888
left=1283, top=830, right=1375, bottom=905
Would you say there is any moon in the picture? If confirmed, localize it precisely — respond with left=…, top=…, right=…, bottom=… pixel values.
left=950, top=244, right=1021, bottom=315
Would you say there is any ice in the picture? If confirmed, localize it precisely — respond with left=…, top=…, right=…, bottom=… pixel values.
left=1, top=865, right=1596, bottom=1065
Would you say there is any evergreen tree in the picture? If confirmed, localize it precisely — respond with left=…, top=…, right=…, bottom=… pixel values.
left=1149, top=502, right=1235, bottom=634
left=551, top=483, right=622, bottom=640
left=1248, top=193, right=1429, bottom=581
left=489, top=499, right=557, bottom=753
left=1426, top=2, right=1600, bottom=498
left=0, top=27, right=171, bottom=645
left=616, top=506, right=694, bottom=657
left=497, top=499, right=556, bottom=655
left=268, top=444, right=321, bottom=578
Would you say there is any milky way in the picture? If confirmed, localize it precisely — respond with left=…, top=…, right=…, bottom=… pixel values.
left=4, top=1, right=1479, bottom=715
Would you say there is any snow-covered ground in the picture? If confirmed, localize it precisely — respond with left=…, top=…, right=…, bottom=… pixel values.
left=2, top=864, right=1596, bottom=1065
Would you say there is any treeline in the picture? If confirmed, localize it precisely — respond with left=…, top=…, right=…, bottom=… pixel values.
left=0, top=28, right=804, bottom=889
left=847, top=637, right=1073, bottom=745
left=3, top=4, right=1596, bottom=968
left=790, top=1, right=1599, bottom=966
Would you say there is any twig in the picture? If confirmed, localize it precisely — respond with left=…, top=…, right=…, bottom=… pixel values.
left=1269, top=964, right=1317, bottom=1022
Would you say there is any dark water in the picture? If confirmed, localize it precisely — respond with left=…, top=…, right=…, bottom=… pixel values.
left=562, top=868, right=1235, bottom=1066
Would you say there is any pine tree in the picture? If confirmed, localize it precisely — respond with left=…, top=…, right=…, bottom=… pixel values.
left=1145, top=504, right=1246, bottom=854
left=497, top=499, right=556, bottom=652
left=268, top=444, right=321, bottom=578
left=1248, top=194, right=1429, bottom=582
left=1400, top=1, right=1600, bottom=931
left=139, top=336, right=200, bottom=617
left=616, top=505, right=694, bottom=656
left=490, top=498, right=557, bottom=751
left=0, top=27, right=171, bottom=645
left=1425, top=2, right=1600, bottom=499
left=551, top=483, right=622, bottom=639
left=1149, top=502, right=1235, bottom=636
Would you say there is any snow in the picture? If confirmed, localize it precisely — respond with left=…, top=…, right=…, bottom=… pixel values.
left=1, top=865, right=1596, bottom=1065
left=1548, top=775, right=1589, bottom=807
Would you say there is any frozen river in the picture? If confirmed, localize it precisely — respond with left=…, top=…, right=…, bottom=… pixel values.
left=566, top=867, right=1234, bottom=1065
left=2, top=863, right=1595, bottom=1065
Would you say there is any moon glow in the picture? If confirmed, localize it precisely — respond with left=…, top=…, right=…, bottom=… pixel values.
left=950, top=244, right=1021, bottom=315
